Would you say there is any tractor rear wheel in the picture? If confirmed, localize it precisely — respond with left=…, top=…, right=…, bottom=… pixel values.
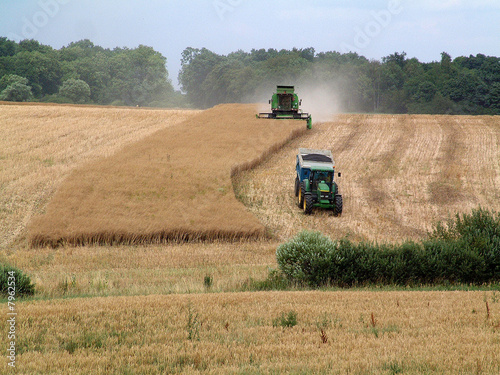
left=333, top=194, right=343, bottom=216
left=294, top=177, right=299, bottom=197
left=304, top=193, right=313, bottom=215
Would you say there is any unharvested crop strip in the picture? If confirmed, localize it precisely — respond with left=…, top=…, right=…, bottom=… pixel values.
left=28, top=104, right=306, bottom=247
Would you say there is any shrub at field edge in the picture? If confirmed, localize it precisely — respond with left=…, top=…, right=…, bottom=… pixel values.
left=276, top=208, right=500, bottom=287
left=0, top=264, right=35, bottom=297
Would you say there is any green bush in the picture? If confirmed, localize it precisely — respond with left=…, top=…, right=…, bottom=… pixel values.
left=0, top=264, right=35, bottom=297
left=0, top=75, right=33, bottom=102
left=276, top=208, right=500, bottom=287
left=272, top=310, right=297, bottom=328
left=276, top=230, right=334, bottom=286
left=59, top=79, right=91, bottom=104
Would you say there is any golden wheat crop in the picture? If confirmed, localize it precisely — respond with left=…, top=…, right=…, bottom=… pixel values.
left=7, top=241, right=277, bottom=298
left=234, top=114, right=500, bottom=243
left=0, top=103, right=200, bottom=249
left=27, top=104, right=307, bottom=247
left=4, top=291, right=499, bottom=374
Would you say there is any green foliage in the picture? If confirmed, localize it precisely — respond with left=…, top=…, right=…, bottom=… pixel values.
left=0, top=38, right=178, bottom=107
left=277, top=208, right=500, bottom=287
left=12, top=50, right=62, bottom=96
left=276, top=231, right=335, bottom=286
left=0, top=264, right=35, bottom=297
left=0, top=74, right=33, bottom=101
left=1, top=37, right=498, bottom=112
left=0, top=74, right=29, bottom=91
left=203, top=274, right=213, bottom=289
left=178, top=47, right=223, bottom=108
left=272, top=310, right=298, bottom=328
left=59, top=78, right=91, bottom=104
left=240, top=268, right=291, bottom=291
left=0, top=37, right=16, bottom=57
left=178, top=47, right=500, bottom=114
left=60, top=330, right=106, bottom=354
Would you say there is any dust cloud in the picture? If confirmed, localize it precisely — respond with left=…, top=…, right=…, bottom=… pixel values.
left=247, top=82, right=342, bottom=123
left=297, top=83, right=341, bottom=123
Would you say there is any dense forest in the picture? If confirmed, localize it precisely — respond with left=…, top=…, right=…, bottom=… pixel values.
left=1, top=37, right=499, bottom=114
left=0, top=38, right=184, bottom=107
left=179, top=47, right=500, bottom=114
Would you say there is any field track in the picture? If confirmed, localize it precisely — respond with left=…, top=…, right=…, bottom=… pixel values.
left=26, top=104, right=306, bottom=247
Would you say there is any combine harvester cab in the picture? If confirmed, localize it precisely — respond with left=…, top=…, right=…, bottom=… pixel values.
left=295, top=148, right=343, bottom=215
left=257, top=85, right=312, bottom=129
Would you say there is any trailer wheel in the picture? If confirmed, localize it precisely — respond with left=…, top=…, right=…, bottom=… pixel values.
left=294, top=177, right=299, bottom=197
left=304, top=193, right=313, bottom=215
left=298, top=186, right=304, bottom=208
left=333, top=194, right=343, bottom=216
left=299, top=182, right=307, bottom=209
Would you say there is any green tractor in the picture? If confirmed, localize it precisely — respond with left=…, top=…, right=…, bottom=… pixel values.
left=257, top=85, right=312, bottom=129
left=295, top=148, right=343, bottom=215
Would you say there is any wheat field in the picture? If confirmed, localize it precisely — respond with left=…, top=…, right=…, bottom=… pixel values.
left=27, top=104, right=307, bottom=247
left=0, top=103, right=200, bottom=249
left=2, top=103, right=500, bottom=373
left=1, top=291, right=499, bottom=374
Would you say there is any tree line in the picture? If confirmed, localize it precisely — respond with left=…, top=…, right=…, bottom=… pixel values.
left=1, top=37, right=499, bottom=114
left=0, top=38, right=184, bottom=107
left=178, top=47, right=500, bottom=115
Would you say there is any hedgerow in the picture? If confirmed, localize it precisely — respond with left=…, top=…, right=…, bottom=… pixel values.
left=276, top=208, right=500, bottom=287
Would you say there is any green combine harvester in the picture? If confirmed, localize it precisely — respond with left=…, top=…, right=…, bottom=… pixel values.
left=257, top=85, right=312, bottom=129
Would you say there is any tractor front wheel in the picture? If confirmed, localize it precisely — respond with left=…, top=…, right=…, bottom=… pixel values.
left=333, top=194, right=343, bottom=216
left=304, top=193, right=313, bottom=215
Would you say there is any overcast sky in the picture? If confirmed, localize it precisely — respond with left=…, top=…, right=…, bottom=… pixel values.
left=1, top=0, right=499, bottom=89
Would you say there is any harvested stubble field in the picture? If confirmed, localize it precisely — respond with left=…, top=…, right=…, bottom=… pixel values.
left=235, top=114, right=500, bottom=243
left=2, top=103, right=500, bottom=373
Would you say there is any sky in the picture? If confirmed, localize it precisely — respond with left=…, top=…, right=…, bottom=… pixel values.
left=1, top=0, right=499, bottom=89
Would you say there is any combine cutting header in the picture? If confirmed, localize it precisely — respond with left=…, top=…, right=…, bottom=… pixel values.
left=257, top=85, right=312, bottom=129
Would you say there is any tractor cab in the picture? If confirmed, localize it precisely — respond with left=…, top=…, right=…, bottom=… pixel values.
left=311, top=170, right=333, bottom=187
left=310, top=170, right=335, bottom=204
